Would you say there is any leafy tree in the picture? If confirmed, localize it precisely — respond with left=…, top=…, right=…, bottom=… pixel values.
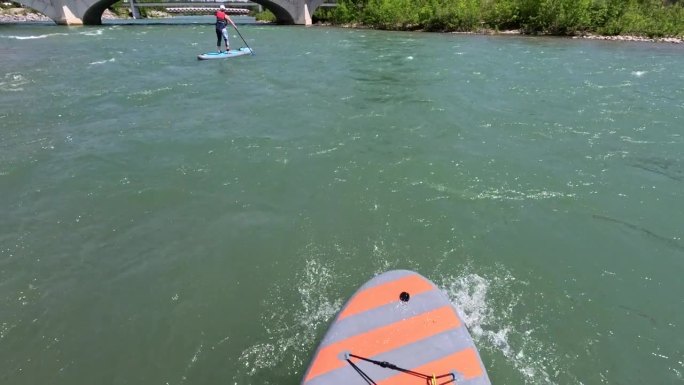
left=327, top=0, right=684, bottom=36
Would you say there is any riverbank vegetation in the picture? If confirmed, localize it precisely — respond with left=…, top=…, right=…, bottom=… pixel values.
left=255, top=9, right=276, bottom=22
left=315, top=0, right=684, bottom=37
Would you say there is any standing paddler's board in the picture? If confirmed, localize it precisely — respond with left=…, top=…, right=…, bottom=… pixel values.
left=302, top=270, right=491, bottom=385
left=197, top=47, right=253, bottom=60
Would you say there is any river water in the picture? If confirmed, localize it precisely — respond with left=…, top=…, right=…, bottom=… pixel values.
left=1, top=21, right=683, bottom=385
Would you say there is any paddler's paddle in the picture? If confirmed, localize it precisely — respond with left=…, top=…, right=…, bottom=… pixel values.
left=228, top=17, right=254, bottom=55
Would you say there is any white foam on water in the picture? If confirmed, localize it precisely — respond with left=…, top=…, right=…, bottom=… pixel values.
left=672, top=367, right=682, bottom=379
left=370, top=241, right=402, bottom=275
left=620, top=136, right=653, bottom=144
left=179, top=342, right=204, bottom=384
left=1, top=72, right=30, bottom=92
left=238, top=258, right=342, bottom=377
left=81, top=29, right=104, bottom=36
left=1, top=33, right=69, bottom=40
left=423, top=181, right=574, bottom=202
left=631, top=71, right=647, bottom=77
left=89, top=58, right=116, bottom=66
left=295, top=259, right=343, bottom=331
left=473, top=188, right=575, bottom=201
left=0, top=322, right=16, bottom=340
left=309, top=147, right=338, bottom=156
left=128, top=86, right=172, bottom=98
left=437, top=268, right=562, bottom=385
left=239, top=342, right=277, bottom=375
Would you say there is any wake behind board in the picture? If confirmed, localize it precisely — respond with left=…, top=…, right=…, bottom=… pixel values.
left=197, top=47, right=253, bottom=60
left=302, top=270, right=491, bottom=385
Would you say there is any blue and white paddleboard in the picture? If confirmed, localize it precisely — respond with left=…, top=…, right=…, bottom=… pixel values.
left=197, top=47, right=253, bottom=60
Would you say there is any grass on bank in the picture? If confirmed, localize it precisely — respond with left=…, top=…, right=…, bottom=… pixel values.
left=314, top=0, right=684, bottom=37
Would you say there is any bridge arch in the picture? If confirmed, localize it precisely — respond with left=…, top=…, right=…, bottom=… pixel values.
left=12, top=0, right=327, bottom=25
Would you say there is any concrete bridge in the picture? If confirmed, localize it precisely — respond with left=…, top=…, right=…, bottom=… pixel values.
left=14, top=0, right=328, bottom=25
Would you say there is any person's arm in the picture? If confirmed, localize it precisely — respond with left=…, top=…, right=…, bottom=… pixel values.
left=226, top=13, right=236, bottom=28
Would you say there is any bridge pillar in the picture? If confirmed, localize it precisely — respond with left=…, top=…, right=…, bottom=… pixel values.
left=290, top=0, right=327, bottom=25
left=19, top=0, right=87, bottom=24
left=49, top=0, right=90, bottom=24
left=294, top=3, right=311, bottom=25
left=129, top=0, right=141, bottom=19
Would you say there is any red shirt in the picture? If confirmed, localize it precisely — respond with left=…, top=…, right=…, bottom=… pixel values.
left=215, top=10, right=227, bottom=22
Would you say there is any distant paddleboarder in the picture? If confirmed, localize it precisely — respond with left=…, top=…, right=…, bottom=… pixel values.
left=214, top=5, right=233, bottom=53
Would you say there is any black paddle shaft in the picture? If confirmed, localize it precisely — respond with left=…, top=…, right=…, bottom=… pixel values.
left=230, top=20, right=253, bottom=54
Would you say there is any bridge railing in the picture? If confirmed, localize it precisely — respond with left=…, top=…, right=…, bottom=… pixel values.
left=120, top=0, right=258, bottom=17
left=128, top=2, right=257, bottom=6
left=120, top=0, right=337, bottom=20
left=121, top=0, right=335, bottom=5
left=122, top=0, right=252, bottom=2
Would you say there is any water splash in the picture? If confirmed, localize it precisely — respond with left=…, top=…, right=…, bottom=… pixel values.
left=179, top=343, right=204, bottom=384
left=472, top=188, right=574, bottom=201
left=437, top=268, right=563, bottom=385
left=238, top=258, right=342, bottom=377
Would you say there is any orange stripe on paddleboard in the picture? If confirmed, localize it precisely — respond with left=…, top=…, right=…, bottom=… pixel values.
left=338, top=274, right=435, bottom=320
left=304, top=305, right=461, bottom=382
left=377, top=348, right=484, bottom=385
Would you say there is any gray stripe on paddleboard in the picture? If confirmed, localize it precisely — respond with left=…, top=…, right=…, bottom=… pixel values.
left=306, top=326, right=489, bottom=385
left=320, top=288, right=448, bottom=347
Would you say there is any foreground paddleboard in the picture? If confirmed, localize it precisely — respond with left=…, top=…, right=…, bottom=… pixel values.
left=197, top=47, right=253, bottom=60
left=302, top=270, right=491, bottom=385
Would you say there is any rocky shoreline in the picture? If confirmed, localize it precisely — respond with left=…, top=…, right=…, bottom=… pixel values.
left=573, top=33, right=683, bottom=44
left=0, top=8, right=52, bottom=22
left=0, top=8, right=120, bottom=23
left=0, top=8, right=157, bottom=23
left=449, top=28, right=682, bottom=44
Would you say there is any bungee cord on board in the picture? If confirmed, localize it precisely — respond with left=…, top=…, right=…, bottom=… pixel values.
left=345, top=352, right=457, bottom=385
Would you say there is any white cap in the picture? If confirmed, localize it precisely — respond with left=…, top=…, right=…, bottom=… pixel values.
left=219, top=5, right=225, bottom=9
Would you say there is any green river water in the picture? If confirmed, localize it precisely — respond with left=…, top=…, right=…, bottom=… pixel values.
left=1, top=21, right=683, bottom=385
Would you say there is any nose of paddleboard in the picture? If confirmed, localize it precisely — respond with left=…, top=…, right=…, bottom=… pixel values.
left=301, top=270, right=491, bottom=385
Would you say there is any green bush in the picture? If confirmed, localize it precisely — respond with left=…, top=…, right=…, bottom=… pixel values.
left=419, top=0, right=481, bottom=32
left=362, top=0, right=419, bottom=29
left=482, top=0, right=521, bottom=30
left=595, top=0, right=684, bottom=37
left=255, top=9, right=275, bottom=22
left=328, top=2, right=358, bottom=24
left=329, top=0, right=684, bottom=36
left=312, top=6, right=334, bottom=23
